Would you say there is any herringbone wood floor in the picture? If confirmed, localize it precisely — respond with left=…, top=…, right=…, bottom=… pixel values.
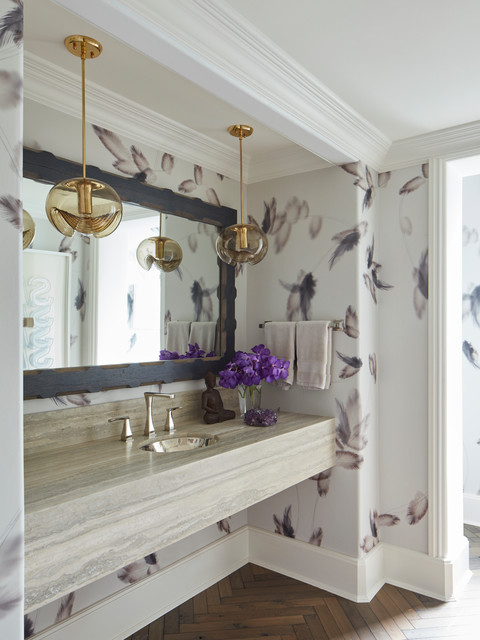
left=126, top=525, right=480, bottom=640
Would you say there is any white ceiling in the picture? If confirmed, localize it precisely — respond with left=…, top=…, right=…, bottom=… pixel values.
left=224, top=0, right=480, bottom=142
left=24, top=0, right=480, bottom=178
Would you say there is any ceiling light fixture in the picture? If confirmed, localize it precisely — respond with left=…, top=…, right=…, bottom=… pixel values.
left=136, top=212, right=183, bottom=272
left=216, top=125, right=268, bottom=266
left=45, top=35, right=122, bottom=238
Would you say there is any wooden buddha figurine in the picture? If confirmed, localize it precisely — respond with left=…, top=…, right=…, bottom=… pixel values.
left=201, top=371, right=235, bottom=424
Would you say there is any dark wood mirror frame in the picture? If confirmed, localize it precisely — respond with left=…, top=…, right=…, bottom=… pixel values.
left=23, top=147, right=237, bottom=399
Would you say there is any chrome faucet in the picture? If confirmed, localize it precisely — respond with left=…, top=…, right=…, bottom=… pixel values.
left=108, top=416, right=133, bottom=442
left=144, top=392, right=175, bottom=437
left=164, top=406, right=182, bottom=434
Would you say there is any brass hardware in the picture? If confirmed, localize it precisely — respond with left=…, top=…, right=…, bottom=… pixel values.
left=23, top=318, right=34, bottom=328
left=45, top=35, right=122, bottom=238
left=64, top=35, right=102, bottom=59
left=216, top=124, right=268, bottom=266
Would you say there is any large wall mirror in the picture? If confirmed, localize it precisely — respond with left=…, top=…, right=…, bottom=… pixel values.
left=23, top=148, right=236, bottom=399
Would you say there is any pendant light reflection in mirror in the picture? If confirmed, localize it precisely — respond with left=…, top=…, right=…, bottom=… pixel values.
left=45, top=35, right=123, bottom=238
left=136, top=212, right=183, bottom=272
left=22, top=209, right=35, bottom=249
left=216, top=124, right=268, bottom=266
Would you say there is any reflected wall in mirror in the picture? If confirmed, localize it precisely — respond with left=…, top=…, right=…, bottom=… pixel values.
left=23, top=148, right=236, bottom=398
left=23, top=179, right=220, bottom=368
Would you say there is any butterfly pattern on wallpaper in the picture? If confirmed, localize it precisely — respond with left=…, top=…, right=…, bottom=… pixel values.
left=279, top=270, right=316, bottom=321
left=191, top=278, right=216, bottom=321
left=93, top=126, right=222, bottom=207
left=0, top=512, right=22, bottom=623
left=363, top=234, right=393, bottom=303
left=272, top=505, right=322, bottom=548
left=248, top=196, right=316, bottom=255
left=0, top=0, right=22, bottom=48
left=361, top=492, right=428, bottom=553
left=117, top=553, right=160, bottom=585
left=340, top=161, right=391, bottom=210
left=310, top=387, right=369, bottom=499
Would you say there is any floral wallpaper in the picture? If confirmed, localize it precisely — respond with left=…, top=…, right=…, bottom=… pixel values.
left=245, top=161, right=429, bottom=557
left=462, top=173, right=480, bottom=516
left=21, top=64, right=434, bottom=639
left=0, top=1, right=23, bottom=639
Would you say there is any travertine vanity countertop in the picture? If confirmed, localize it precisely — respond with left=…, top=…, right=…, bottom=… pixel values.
left=24, top=412, right=335, bottom=612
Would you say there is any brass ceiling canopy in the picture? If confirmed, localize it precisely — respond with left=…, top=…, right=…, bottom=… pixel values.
left=45, top=35, right=123, bottom=238
left=216, top=124, right=268, bottom=266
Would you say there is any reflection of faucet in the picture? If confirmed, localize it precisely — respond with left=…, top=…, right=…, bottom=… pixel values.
left=164, top=406, right=182, bottom=434
left=144, top=392, right=175, bottom=437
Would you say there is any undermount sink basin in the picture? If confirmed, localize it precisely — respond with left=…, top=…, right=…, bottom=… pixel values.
left=139, top=433, right=218, bottom=453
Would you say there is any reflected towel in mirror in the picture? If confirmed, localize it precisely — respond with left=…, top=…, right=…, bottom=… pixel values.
left=189, top=321, right=216, bottom=353
left=166, top=321, right=191, bottom=354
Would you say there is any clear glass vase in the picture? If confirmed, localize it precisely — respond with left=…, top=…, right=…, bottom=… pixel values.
left=238, top=384, right=262, bottom=417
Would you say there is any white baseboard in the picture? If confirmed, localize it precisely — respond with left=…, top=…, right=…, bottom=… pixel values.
left=33, top=526, right=249, bottom=640
left=383, top=536, right=472, bottom=602
left=464, top=493, right=480, bottom=526
left=247, top=525, right=384, bottom=602
left=32, top=525, right=473, bottom=640
left=248, top=527, right=472, bottom=604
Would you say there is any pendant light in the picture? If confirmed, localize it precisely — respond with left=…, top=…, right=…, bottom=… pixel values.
left=45, top=35, right=122, bottom=238
left=136, top=212, right=183, bottom=272
left=22, top=209, right=35, bottom=249
left=216, top=125, right=268, bottom=265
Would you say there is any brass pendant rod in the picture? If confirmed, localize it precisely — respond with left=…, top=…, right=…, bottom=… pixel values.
left=239, top=134, right=244, bottom=225
left=81, top=41, right=86, bottom=180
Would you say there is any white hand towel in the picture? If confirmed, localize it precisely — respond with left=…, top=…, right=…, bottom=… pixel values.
left=296, top=321, right=333, bottom=390
left=189, top=321, right=217, bottom=353
left=264, top=321, right=296, bottom=389
left=165, top=321, right=191, bottom=354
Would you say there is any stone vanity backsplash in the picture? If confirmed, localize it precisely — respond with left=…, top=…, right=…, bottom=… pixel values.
left=24, top=387, right=238, bottom=454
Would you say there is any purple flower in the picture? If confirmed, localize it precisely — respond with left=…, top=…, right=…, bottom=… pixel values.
left=160, top=349, right=179, bottom=360
left=219, top=345, right=290, bottom=389
left=160, top=343, right=215, bottom=360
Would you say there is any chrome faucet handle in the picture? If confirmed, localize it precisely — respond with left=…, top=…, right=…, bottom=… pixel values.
left=164, top=406, right=182, bottom=433
left=108, top=416, right=133, bottom=442
left=144, top=392, right=175, bottom=437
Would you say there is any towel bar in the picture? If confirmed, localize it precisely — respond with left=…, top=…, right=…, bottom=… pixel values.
left=259, top=319, right=344, bottom=331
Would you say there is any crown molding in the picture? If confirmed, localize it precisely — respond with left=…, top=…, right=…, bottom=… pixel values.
left=24, top=52, right=241, bottom=180
left=24, top=52, right=331, bottom=183
left=384, top=121, right=480, bottom=170
left=249, top=145, right=331, bottom=184
left=53, top=0, right=391, bottom=169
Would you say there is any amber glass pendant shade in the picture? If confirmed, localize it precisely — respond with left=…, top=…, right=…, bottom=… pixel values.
left=46, top=177, right=122, bottom=238
left=46, top=35, right=123, bottom=238
left=216, top=223, right=267, bottom=265
left=216, top=124, right=268, bottom=266
left=137, top=235, right=183, bottom=272
left=22, top=209, right=35, bottom=249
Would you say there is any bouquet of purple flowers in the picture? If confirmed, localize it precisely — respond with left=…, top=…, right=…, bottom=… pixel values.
left=218, top=345, right=289, bottom=410
left=160, top=343, right=215, bottom=360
